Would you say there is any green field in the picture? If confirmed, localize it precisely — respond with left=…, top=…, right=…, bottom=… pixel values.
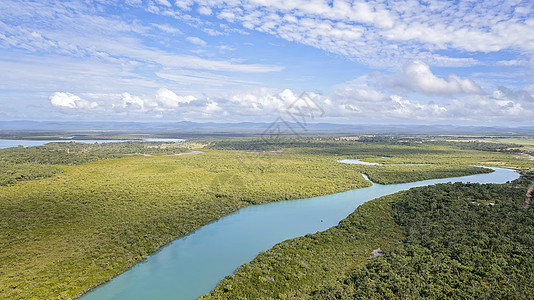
left=494, top=138, right=534, bottom=146
left=0, top=138, right=532, bottom=299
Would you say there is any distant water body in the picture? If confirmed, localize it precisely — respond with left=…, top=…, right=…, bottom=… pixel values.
left=0, top=139, right=185, bottom=149
left=338, top=159, right=427, bottom=166
left=338, top=158, right=381, bottom=165
left=81, top=166, right=519, bottom=300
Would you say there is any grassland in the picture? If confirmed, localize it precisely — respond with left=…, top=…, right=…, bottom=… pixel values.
left=494, top=138, right=534, bottom=146
left=0, top=138, right=532, bottom=299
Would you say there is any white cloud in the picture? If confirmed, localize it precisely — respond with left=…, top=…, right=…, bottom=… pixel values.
left=204, top=101, right=223, bottom=114
left=228, top=88, right=289, bottom=112
left=154, top=0, right=172, bottom=7
left=217, top=45, right=236, bottom=51
left=121, top=92, right=145, bottom=111
left=375, top=61, right=483, bottom=96
left=174, top=0, right=193, bottom=10
left=162, top=0, right=534, bottom=67
left=0, top=1, right=283, bottom=74
left=198, top=6, right=212, bottom=16
left=125, top=0, right=142, bottom=6
left=45, top=83, right=532, bottom=124
left=5, top=0, right=532, bottom=124
left=525, top=84, right=534, bottom=95
left=331, top=83, right=447, bottom=121
left=328, top=75, right=533, bottom=123
left=186, top=36, right=207, bottom=46
left=151, top=23, right=182, bottom=34
left=448, top=94, right=526, bottom=119
left=495, top=86, right=534, bottom=103
left=49, top=92, right=98, bottom=110
left=155, top=88, right=195, bottom=108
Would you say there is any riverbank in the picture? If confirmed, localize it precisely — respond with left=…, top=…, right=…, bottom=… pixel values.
left=0, top=150, right=370, bottom=299
left=205, top=177, right=532, bottom=299
left=82, top=167, right=519, bottom=299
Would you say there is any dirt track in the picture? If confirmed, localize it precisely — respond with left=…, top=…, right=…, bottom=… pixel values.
left=524, top=180, right=534, bottom=209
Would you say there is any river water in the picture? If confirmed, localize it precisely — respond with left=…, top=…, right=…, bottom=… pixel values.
left=80, top=166, right=519, bottom=300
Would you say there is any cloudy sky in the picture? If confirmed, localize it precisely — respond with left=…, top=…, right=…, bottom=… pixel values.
left=1, top=0, right=533, bottom=125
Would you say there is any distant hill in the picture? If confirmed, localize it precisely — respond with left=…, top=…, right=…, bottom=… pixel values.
left=0, top=120, right=533, bottom=137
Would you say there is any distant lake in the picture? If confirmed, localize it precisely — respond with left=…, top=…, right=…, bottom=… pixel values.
left=338, top=158, right=381, bottom=165
left=338, top=159, right=427, bottom=166
left=0, top=139, right=185, bottom=149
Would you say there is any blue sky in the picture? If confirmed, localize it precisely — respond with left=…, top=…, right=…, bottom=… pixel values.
left=1, top=0, right=533, bottom=125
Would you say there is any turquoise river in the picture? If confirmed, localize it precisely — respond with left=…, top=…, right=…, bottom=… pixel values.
left=80, top=166, right=519, bottom=300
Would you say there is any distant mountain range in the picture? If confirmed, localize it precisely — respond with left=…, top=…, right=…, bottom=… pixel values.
left=0, top=120, right=533, bottom=136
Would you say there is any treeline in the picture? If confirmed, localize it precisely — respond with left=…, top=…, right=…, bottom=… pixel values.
left=207, top=136, right=435, bottom=151
left=0, top=161, right=62, bottom=185
left=0, top=141, right=190, bottom=165
left=205, top=178, right=534, bottom=299
left=361, top=165, right=493, bottom=184
left=438, top=140, right=521, bottom=152
left=208, top=136, right=532, bottom=161
left=206, top=136, right=337, bottom=151
left=0, top=141, right=190, bottom=185
left=317, top=179, right=534, bottom=299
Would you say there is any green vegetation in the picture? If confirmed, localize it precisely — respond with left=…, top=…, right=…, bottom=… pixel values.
left=494, top=138, right=534, bottom=146
left=0, top=141, right=191, bottom=185
left=0, top=138, right=532, bottom=299
left=0, top=141, right=192, bottom=165
left=209, top=137, right=534, bottom=171
left=0, top=149, right=370, bottom=299
left=202, top=190, right=404, bottom=300
left=205, top=177, right=534, bottom=299
left=0, top=161, right=62, bottom=186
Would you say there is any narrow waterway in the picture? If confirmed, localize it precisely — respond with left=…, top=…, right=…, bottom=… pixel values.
left=81, top=167, right=519, bottom=300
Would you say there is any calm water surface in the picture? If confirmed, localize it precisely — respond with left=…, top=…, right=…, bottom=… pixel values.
left=0, top=139, right=184, bottom=149
left=337, top=158, right=381, bottom=165
left=81, top=167, right=519, bottom=300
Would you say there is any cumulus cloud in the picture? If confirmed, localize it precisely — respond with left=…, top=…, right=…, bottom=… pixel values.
left=448, top=94, right=526, bottom=119
left=204, top=101, right=223, bottom=114
left=155, top=88, right=195, bottom=108
left=375, top=61, right=484, bottom=96
left=331, top=83, right=448, bottom=121
left=495, top=86, right=534, bottom=103
left=120, top=92, right=145, bottom=111
left=47, top=83, right=532, bottom=124
left=328, top=75, right=532, bottom=123
left=226, top=88, right=324, bottom=116
left=49, top=92, right=98, bottom=110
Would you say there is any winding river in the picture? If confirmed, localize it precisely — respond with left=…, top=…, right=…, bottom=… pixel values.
left=81, top=166, right=519, bottom=300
